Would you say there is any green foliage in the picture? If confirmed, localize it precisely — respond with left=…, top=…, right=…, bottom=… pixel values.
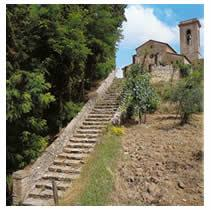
left=173, top=61, right=192, bottom=78
left=120, top=64, right=160, bottom=123
left=169, top=70, right=203, bottom=125
left=6, top=69, right=54, bottom=172
left=6, top=4, right=126, bottom=182
left=179, top=63, right=191, bottom=77
left=6, top=175, right=13, bottom=205
left=61, top=101, right=84, bottom=126
left=6, top=5, right=126, bottom=205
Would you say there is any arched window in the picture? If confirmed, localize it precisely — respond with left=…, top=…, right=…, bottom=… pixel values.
left=186, top=29, right=192, bottom=45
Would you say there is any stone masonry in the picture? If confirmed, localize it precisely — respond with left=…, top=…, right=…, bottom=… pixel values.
left=179, top=18, right=201, bottom=62
left=123, top=18, right=202, bottom=81
left=12, top=70, right=123, bottom=205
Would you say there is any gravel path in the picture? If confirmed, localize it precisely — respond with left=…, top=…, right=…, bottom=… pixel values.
left=110, top=114, right=203, bottom=206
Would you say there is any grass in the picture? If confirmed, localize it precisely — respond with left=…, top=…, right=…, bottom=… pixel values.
left=60, top=125, right=123, bottom=206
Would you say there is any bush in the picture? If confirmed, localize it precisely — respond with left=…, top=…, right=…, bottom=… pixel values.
left=60, top=101, right=84, bottom=127
left=120, top=64, right=160, bottom=123
left=178, top=63, right=191, bottom=78
left=169, top=70, right=203, bottom=125
left=110, top=126, right=125, bottom=136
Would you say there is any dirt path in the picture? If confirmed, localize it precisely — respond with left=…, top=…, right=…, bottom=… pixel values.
left=110, top=114, right=203, bottom=206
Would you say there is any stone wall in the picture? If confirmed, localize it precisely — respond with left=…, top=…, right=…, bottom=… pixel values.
left=123, top=64, right=180, bottom=83
left=150, top=65, right=180, bottom=83
left=12, top=70, right=117, bottom=205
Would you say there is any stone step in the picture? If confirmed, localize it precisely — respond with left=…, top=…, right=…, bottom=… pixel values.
left=65, top=142, right=95, bottom=149
left=73, top=133, right=99, bottom=139
left=94, top=106, right=118, bottom=109
left=79, top=125, right=106, bottom=129
left=69, top=138, right=97, bottom=144
left=84, top=118, right=111, bottom=122
left=96, top=102, right=119, bottom=106
left=76, top=129, right=102, bottom=134
left=91, top=109, right=116, bottom=114
left=87, top=114, right=113, bottom=118
left=23, top=197, right=53, bottom=206
left=103, top=97, right=119, bottom=101
left=104, top=93, right=120, bottom=96
left=82, top=121, right=108, bottom=125
left=53, top=158, right=84, bottom=167
left=35, top=179, right=71, bottom=191
left=49, top=165, right=81, bottom=174
left=57, top=153, right=88, bottom=160
left=63, top=147, right=93, bottom=154
left=95, top=103, right=118, bottom=107
left=98, top=98, right=119, bottom=102
left=42, top=171, right=79, bottom=182
left=28, top=188, right=64, bottom=199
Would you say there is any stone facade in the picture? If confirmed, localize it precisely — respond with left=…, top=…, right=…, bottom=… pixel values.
left=123, top=18, right=202, bottom=82
left=150, top=65, right=180, bottom=83
left=12, top=70, right=117, bottom=205
left=179, top=18, right=201, bottom=62
left=123, top=39, right=190, bottom=81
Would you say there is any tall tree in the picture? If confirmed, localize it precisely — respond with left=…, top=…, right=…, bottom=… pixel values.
left=6, top=4, right=126, bottom=176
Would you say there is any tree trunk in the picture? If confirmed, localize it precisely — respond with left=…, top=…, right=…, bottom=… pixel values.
left=180, top=113, right=189, bottom=125
left=143, top=113, right=147, bottom=124
left=138, top=111, right=142, bottom=124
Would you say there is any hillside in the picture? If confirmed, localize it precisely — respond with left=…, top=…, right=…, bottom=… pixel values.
left=109, top=113, right=203, bottom=205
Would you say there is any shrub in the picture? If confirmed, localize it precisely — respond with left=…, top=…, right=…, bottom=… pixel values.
left=110, top=126, right=125, bottom=136
left=169, top=70, right=203, bottom=125
left=60, top=101, right=84, bottom=127
left=178, top=63, right=191, bottom=78
left=120, top=64, right=160, bottom=123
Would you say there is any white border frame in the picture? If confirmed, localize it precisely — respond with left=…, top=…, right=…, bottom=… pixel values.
left=1, top=1, right=210, bottom=209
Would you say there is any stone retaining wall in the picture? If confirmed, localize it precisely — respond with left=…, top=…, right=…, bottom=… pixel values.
left=151, top=65, right=180, bottom=83
left=12, top=70, right=117, bottom=205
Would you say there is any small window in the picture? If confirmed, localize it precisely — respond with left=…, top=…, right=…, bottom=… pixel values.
left=186, top=29, right=192, bottom=45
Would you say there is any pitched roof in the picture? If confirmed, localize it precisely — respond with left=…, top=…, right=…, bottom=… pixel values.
left=135, top=39, right=177, bottom=54
left=166, top=52, right=191, bottom=64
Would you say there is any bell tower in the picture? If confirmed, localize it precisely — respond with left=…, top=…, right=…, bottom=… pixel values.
left=178, top=18, right=201, bottom=62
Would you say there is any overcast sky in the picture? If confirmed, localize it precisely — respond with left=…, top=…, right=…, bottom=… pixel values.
left=115, top=4, right=204, bottom=77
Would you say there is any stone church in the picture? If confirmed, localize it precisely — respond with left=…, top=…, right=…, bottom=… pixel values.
left=123, top=18, right=202, bottom=82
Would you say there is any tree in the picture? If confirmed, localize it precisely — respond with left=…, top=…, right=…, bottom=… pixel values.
left=169, top=70, right=203, bottom=125
left=120, top=64, right=160, bottom=123
left=6, top=3, right=126, bottom=166
left=7, top=5, right=55, bottom=172
left=6, top=5, right=126, bottom=203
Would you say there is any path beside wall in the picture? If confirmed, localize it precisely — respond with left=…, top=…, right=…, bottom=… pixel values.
left=12, top=70, right=117, bottom=205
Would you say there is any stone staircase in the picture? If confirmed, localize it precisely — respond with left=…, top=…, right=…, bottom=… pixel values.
left=22, top=78, right=123, bottom=205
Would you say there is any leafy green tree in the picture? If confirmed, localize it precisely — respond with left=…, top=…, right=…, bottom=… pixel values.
left=7, top=5, right=55, bottom=172
left=6, top=5, right=126, bottom=196
left=169, top=70, right=203, bottom=125
left=7, top=70, right=55, bottom=170
left=120, top=64, right=160, bottom=123
left=84, top=5, right=126, bottom=83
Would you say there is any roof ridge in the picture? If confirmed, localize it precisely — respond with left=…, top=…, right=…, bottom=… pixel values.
left=135, top=40, right=177, bottom=54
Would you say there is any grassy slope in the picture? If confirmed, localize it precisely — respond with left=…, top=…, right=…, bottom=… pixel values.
left=61, top=125, right=123, bottom=205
